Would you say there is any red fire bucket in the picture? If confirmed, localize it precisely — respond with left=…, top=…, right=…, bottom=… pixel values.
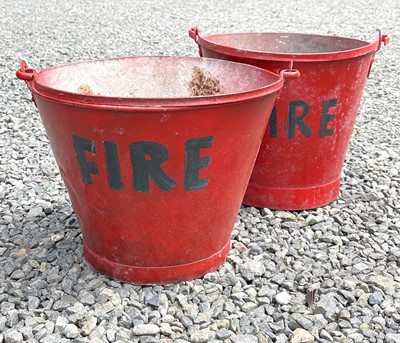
left=190, top=28, right=389, bottom=210
left=17, top=56, right=297, bottom=284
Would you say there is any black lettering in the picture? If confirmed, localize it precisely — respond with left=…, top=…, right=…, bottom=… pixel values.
left=72, top=135, right=98, bottom=184
left=268, top=106, right=278, bottom=138
left=104, top=141, right=124, bottom=190
left=184, top=136, right=214, bottom=191
left=287, top=100, right=312, bottom=139
left=319, top=98, right=337, bottom=137
left=130, top=141, right=176, bottom=192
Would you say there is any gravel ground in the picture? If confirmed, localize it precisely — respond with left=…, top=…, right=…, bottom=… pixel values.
left=1, top=0, right=399, bottom=342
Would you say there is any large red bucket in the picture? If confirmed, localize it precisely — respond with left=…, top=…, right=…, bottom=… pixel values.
left=190, top=28, right=389, bottom=210
left=17, top=56, right=296, bottom=284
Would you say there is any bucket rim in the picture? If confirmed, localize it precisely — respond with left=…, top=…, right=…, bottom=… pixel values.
left=23, top=56, right=285, bottom=111
left=194, top=31, right=380, bottom=62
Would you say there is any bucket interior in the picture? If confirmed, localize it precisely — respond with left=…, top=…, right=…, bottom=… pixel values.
left=35, top=56, right=281, bottom=98
left=206, top=32, right=369, bottom=54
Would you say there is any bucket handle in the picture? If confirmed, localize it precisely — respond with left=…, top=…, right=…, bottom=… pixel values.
left=280, top=61, right=301, bottom=81
left=376, top=29, right=390, bottom=52
left=16, top=60, right=38, bottom=106
left=16, top=60, right=37, bottom=91
left=189, top=26, right=203, bottom=57
left=368, top=30, right=390, bottom=77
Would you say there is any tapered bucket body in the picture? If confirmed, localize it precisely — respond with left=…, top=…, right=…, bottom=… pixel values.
left=190, top=28, right=389, bottom=210
left=17, top=56, right=288, bottom=284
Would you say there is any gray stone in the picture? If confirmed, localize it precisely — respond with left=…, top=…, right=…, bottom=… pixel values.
left=372, top=316, right=386, bottom=328
left=81, top=316, right=97, bottom=336
left=314, top=296, right=337, bottom=319
left=369, top=275, right=397, bottom=295
left=55, top=316, right=69, bottom=333
left=216, top=328, right=232, bottom=339
left=147, top=293, right=160, bottom=307
left=27, top=296, right=40, bottom=310
left=40, top=334, right=62, bottom=343
left=368, top=290, right=385, bottom=305
left=352, top=262, right=371, bottom=274
left=230, top=334, right=258, bottom=343
left=290, top=328, right=315, bottom=342
left=106, top=328, right=116, bottom=342
left=275, top=292, right=291, bottom=305
left=190, top=329, right=210, bottom=343
left=19, top=326, right=33, bottom=340
left=115, top=327, right=131, bottom=341
left=88, top=339, right=103, bottom=343
left=160, top=323, right=173, bottom=336
left=79, top=290, right=95, bottom=305
left=7, top=311, right=19, bottom=327
left=3, top=329, right=23, bottom=343
left=347, top=333, right=364, bottom=343
left=240, top=260, right=266, bottom=281
left=387, top=333, right=400, bottom=343
left=276, top=333, right=288, bottom=343
left=63, top=324, right=80, bottom=339
left=26, top=206, right=43, bottom=218
left=319, top=330, right=333, bottom=342
left=89, top=326, right=106, bottom=340
left=132, top=324, right=160, bottom=336
left=269, top=320, right=285, bottom=333
left=291, top=314, right=313, bottom=330
left=94, top=301, right=114, bottom=316
left=53, top=300, right=71, bottom=311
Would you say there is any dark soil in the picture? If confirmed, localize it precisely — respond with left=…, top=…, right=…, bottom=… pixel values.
left=188, top=67, right=222, bottom=96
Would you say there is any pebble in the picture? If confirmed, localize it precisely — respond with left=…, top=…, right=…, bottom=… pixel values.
left=132, top=324, right=160, bottom=336
left=275, top=292, right=292, bottom=305
left=26, top=206, right=44, bottom=218
left=348, top=333, right=364, bottom=343
left=289, top=328, right=315, bottom=343
left=81, top=316, right=97, bottom=336
left=216, top=328, right=232, bottom=340
left=239, top=260, right=266, bottom=281
left=368, top=290, right=385, bottom=305
left=276, top=333, right=289, bottom=343
left=230, top=334, right=258, bottom=343
left=79, top=290, right=96, bottom=305
left=3, top=329, right=23, bottom=343
left=115, top=327, right=131, bottom=341
left=387, top=333, right=400, bottom=342
left=190, top=329, right=210, bottom=343
left=55, top=316, right=69, bottom=333
left=89, top=326, right=106, bottom=340
left=314, top=296, right=337, bottom=319
left=63, top=324, right=80, bottom=339
left=369, top=275, right=397, bottom=296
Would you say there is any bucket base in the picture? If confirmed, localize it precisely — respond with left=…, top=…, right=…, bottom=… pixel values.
left=243, top=178, right=340, bottom=210
left=83, top=240, right=230, bottom=285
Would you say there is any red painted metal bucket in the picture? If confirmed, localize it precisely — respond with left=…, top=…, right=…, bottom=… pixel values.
left=17, top=56, right=297, bottom=284
left=190, top=28, right=389, bottom=210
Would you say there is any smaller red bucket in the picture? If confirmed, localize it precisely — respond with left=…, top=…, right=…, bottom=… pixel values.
left=190, top=28, right=389, bottom=210
left=17, top=56, right=297, bottom=284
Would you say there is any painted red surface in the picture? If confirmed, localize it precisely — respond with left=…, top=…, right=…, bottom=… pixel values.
left=17, top=56, right=285, bottom=284
left=191, top=28, right=389, bottom=210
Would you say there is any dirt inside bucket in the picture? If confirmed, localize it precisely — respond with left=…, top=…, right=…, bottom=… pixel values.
left=74, top=66, right=223, bottom=98
left=77, top=84, right=95, bottom=95
left=188, top=67, right=222, bottom=96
